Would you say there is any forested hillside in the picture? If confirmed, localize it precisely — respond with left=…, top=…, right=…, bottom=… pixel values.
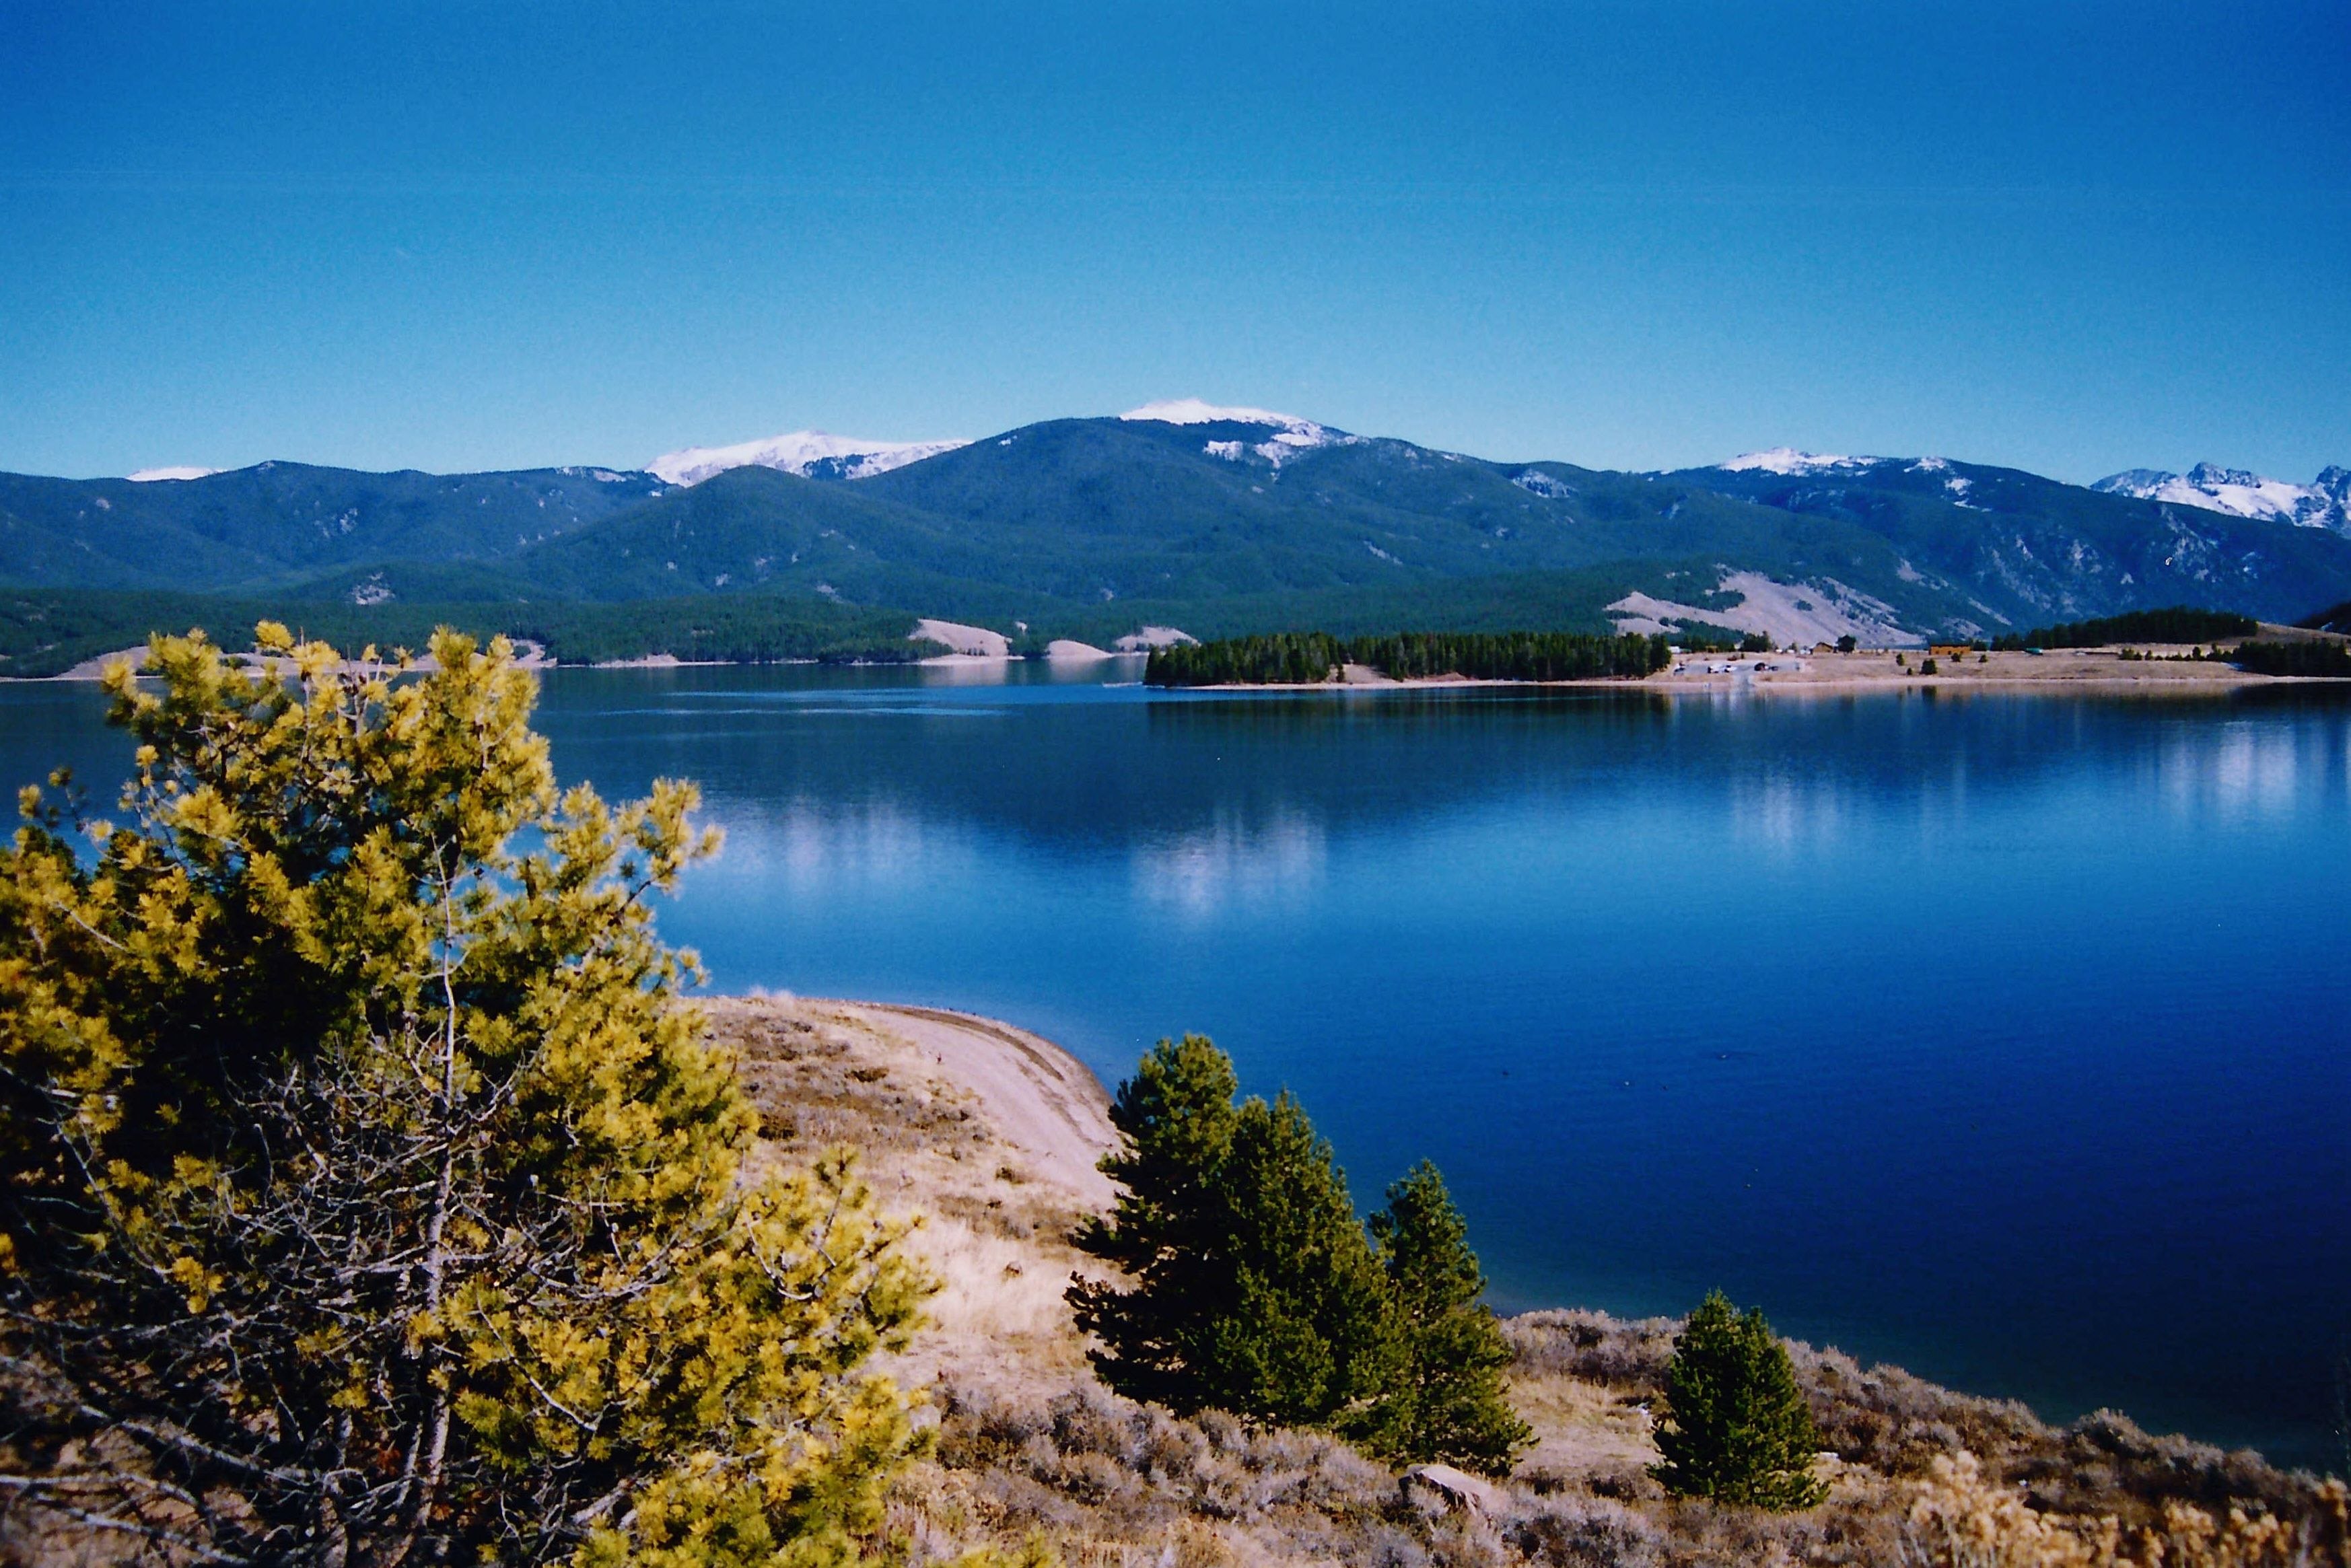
left=0, top=587, right=934, bottom=677
left=1670, top=456, right=2351, bottom=633
left=0, top=462, right=661, bottom=590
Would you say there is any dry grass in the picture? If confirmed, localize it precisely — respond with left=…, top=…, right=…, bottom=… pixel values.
left=715, top=996, right=1107, bottom=1398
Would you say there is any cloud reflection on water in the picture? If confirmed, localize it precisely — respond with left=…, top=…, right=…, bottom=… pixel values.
left=2177, top=723, right=2316, bottom=821
left=701, top=796, right=984, bottom=894
left=1131, top=808, right=1328, bottom=919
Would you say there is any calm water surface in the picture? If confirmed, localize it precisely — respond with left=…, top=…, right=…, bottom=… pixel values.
left=6, top=662, right=2348, bottom=1469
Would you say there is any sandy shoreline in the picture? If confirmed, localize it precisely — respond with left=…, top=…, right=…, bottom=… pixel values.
left=708, top=993, right=1119, bottom=1398
left=1177, top=645, right=2348, bottom=695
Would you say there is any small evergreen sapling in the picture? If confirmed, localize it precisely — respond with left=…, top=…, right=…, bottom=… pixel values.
left=1651, top=1291, right=1829, bottom=1510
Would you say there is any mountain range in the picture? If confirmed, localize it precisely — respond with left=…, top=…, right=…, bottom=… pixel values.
left=7, top=404, right=2349, bottom=666
left=2089, top=462, right=2351, bottom=534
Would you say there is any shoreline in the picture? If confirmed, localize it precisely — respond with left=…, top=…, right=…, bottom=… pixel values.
left=732, top=993, right=2321, bottom=1481
left=18, top=639, right=2340, bottom=690
left=25, top=649, right=2335, bottom=690
left=13, top=647, right=1154, bottom=682
left=1161, top=646, right=2347, bottom=694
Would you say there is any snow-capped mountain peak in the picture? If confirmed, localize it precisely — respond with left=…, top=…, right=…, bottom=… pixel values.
left=126, top=466, right=220, bottom=482
left=1121, top=398, right=1356, bottom=468
left=2091, top=462, right=2351, bottom=536
left=1717, top=448, right=1883, bottom=476
left=647, top=430, right=967, bottom=487
left=1120, top=398, right=1308, bottom=428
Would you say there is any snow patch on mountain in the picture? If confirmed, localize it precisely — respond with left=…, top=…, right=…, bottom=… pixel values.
left=2092, top=462, right=2351, bottom=534
left=1512, top=469, right=1576, bottom=499
left=1250, top=430, right=1345, bottom=466
left=1122, top=398, right=1305, bottom=427
left=1125, top=398, right=1356, bottom=468
left=1718, top=448, right=1883, bottom=476
left=647, top=431, right=966, bottom=487
left=127, top=466, right=219, bottom=483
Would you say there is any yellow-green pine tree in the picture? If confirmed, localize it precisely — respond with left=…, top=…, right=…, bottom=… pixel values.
left=0, top=627, right=938, bottom=1567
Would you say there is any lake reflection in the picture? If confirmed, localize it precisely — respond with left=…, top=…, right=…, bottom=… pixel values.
left=5, top=666, right=2348, bottom=1470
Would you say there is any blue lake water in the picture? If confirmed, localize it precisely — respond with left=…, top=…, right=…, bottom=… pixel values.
left=5, top=662, right=2348, bottom=1470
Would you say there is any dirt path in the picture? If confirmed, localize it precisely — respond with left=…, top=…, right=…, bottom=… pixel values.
left=706, top=995, right=1120, bottom=1398
left=824, top=1000, right=1119, bottom=1209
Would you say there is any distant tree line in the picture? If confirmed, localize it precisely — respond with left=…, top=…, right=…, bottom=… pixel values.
left=1144, top=631, right=1352, bottom=685
left=1653, top=621, right=1748, bottom=652
left=0, top=588, right=938, bottom=676
left=1990, top=606, right=2258, bottom=651
left=1349, top=631, right=1673, bottom=680
left=1675, top=628, right=1777, bottom=654
left=505, top=599, right=940, bottom=665
left=1146, top=629, right=1673, bottom=686
left=2297, top=599, right=2351, bottom=636
left=2229, top=639, right=2351, bottom=677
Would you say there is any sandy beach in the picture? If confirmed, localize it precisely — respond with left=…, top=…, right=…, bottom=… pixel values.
left=1181, top=641, right=2350, bottom=695
left=1654, top=645, right=2276, bottom=691
left=709, top=994, right=1118, bottom=1400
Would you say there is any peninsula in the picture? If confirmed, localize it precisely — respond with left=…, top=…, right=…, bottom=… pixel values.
left=721, top=994, right=2342, bottom=1567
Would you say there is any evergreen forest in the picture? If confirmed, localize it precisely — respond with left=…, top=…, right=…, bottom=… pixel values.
left=1993, top=606, right=2259, bottom=650
left=1146, top=630, right=1673, bottom=686
left=2228, top=639, right=2351, bottom=677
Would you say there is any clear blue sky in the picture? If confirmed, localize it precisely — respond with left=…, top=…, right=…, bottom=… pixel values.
left=3, top=1, right=2345, bottom=482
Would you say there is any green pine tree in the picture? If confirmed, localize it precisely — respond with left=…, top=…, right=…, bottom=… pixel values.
left=1362, top=1161, right=1532, bottom=1475
left=1070, top=1041, right=1393, bottom=1431
left=1068, top=1034, right=1240, bottom=1411
left=1199, top=1092, right=1396, bottom=1427
left=1650, top=1290, right=1829, bottom=1510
